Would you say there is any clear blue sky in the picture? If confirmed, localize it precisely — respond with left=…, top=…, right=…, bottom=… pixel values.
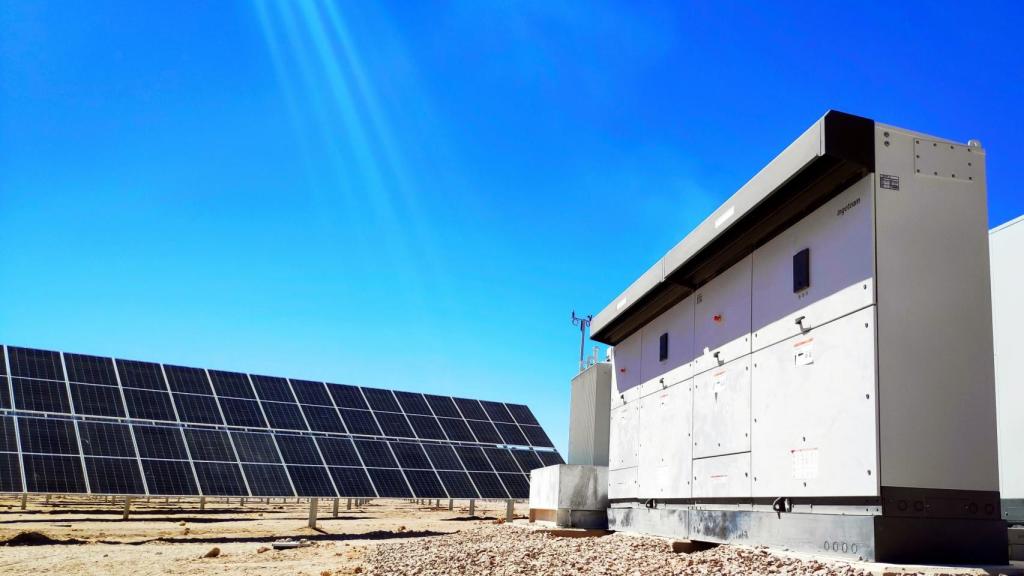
left=1, top=2, right=1021, bottom=454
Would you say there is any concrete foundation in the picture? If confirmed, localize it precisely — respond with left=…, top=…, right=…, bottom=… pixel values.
left=529, top=464, right=608, bottom=529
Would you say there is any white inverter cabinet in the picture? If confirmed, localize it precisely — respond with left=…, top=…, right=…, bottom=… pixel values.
left=590, top=111, right=1004, bottom=563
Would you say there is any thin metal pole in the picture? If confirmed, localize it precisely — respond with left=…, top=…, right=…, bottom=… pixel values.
left=123, top=496, right=132, bottom=520
left=506, top=499, right=514, bottom=522
left=308, top=497, right=318, bottom=529
left=469, top=499, right=475, bottom=516
left=20, top=493, right=27, bottom=510
left=332, top=498, right=339, bottom=517
left=347, top=498, right=352, bottom=510
left=200, top=496, right=206, bottom=511
left=448, top=498, right=453, bottom=511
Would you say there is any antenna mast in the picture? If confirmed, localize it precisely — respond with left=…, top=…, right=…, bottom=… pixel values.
left=571, top=310, right=593, bottom=372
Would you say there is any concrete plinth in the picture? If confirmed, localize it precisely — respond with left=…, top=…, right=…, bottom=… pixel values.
left=528, top=464, right=608, bottom=529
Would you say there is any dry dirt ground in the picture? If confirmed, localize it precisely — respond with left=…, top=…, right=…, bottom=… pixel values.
left=0, top=496, right=1014, bottom=576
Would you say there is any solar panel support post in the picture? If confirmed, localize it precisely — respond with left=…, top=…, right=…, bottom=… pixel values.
left=347, top=498, right=352, bottom=510
left=506, top=499, right=514, bottom=522
left=241, top=497, right=246, bottom=507
left=448, top=499, right=453, bottom=511
left=122, top=496, right=131, bottom=520
left=469, top=499, right=475, bottom=516
left=200, top=496, right=206, bottom=511
left=20, top=493, right=26, bottom=510
left=332, top=498, right=339, bottom=517
left=308, top=497, right=318, bottom=529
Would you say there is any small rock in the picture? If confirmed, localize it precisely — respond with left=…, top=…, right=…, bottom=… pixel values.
left=203, top=547, right=220, bottom=558
left=257, top=546, right=271, bottom=553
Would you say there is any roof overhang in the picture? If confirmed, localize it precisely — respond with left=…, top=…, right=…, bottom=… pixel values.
left=591, top=110, right=876, bottom=345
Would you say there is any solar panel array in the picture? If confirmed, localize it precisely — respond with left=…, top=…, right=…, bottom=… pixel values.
left=0, top=345, right=563, bottom=499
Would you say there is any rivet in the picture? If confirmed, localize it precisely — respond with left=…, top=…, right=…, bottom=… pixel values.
left=884, top=141, right=890, bottom=147
left=884, top=131, right=890, bottom=137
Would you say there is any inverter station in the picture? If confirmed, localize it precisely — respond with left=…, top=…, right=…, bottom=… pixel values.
left=589, top=111, right=1005, bottom=563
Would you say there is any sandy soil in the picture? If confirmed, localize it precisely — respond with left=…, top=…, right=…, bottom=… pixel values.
left=0, top=495, right=516, bottom=575
left=0, top=496, right=1015, bottom=576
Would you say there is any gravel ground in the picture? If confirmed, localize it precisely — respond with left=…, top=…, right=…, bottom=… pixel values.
left=367, top=524, right=877, bottom=576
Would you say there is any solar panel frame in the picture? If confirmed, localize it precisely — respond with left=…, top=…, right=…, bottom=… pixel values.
left=1, top=344, right=563, bottom=498
left=521, top=425, right=555, bottom=448
left=510, top=449, right=544, bottom=473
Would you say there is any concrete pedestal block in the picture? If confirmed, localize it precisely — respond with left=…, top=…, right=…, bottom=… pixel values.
left=529, top=464, right=608, bottom=529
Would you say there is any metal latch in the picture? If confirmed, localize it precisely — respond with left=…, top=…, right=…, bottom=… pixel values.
left=795, top=316, right=809, bottom=333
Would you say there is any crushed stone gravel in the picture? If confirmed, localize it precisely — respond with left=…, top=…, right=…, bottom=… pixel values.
left=367, top=524, right=882, bottom=576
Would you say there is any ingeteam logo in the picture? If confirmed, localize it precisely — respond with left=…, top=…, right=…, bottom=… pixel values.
left=837, top=197, right=861, bottom=217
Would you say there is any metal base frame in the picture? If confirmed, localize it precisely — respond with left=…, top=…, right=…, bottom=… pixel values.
left=609, top=502, right=1008, bottom=564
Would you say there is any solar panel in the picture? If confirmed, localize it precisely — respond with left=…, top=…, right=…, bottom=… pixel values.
left=537, top=451, right=564, bottom=466
left=85, top=457, right=146, bottom=494
left=231, top=431, right=281, bottom=463
left=330, top=466, right=376, bottom=497
left=243, top=463, right=294, bottom=496
left=1, top=344, right=562, bottom=498
left=64, top=353, right=118, bottom=386
left=141, top=459, right=198, bottom=495
left=316, top=436, right=361, bottom=467
left=436, top=470, right=478, bottom=498
left=70, top=383, right=126, bottom=418
left=375, top=411, right=414, bottom=438
left=290, top=380, right=332, bottom=406
left=0, top=453, right=22, bottom=492
left=300, top=405, right=346, bottom=433
left=193, top=461, right=247, bottom=496
left=468, top=471, right=508, bottom=498
left=78, top=421, right=136, bottom=457
left=173, top=393, right=223, bottom=425
left=122, top=388, right=176, bottom=421
left=13, top=378, right=70, bottom=413
left=219, top=398, right=268, bottom=428
left=287, top=464, right=336, bottom=496
left=208, top=370, right=256, bottom=399
left=404, top=469, right=447, bottom=498
left=366, top=468, right=411, bottom=497
left=275, top=434, right=323, bottom=465
left=23, top=454, right=86, bottom=493
left=505, top=404, right=540, bottom=426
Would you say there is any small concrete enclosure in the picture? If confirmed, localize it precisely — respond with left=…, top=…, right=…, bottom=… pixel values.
left=568, top=363, right=611, bottom=466
left=590, top=111, right=1004, bottom=563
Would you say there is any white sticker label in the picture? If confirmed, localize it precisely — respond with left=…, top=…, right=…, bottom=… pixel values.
left=710, top=474, right=728, bottom=485
left=793, top=338, right=814, bottom=366
left=792, top=448, right=819, bottom=480
left=712, top=370, right=727, bottom=394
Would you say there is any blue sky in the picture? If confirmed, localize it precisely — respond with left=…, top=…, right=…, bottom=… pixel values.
left=1, top=2, right=1021, bottom=454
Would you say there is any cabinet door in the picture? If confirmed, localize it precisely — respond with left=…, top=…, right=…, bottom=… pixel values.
left=640, top=295, right=695, bottom=392
left=692, top=356, right=750, bottom=459
left=751, top=175, right=875, bottom=352
left=693, top=452, right=751, bottom=498
left=751, top=306, right=878, bottom=498
left=608, top=401, right=639, bottom=470
left=638, top=380, right=692, bottom=498
left=694, top=256, right=752, bottom=374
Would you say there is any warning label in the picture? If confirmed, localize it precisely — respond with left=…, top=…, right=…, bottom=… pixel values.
left=880, top=174, right=900, bottom=190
